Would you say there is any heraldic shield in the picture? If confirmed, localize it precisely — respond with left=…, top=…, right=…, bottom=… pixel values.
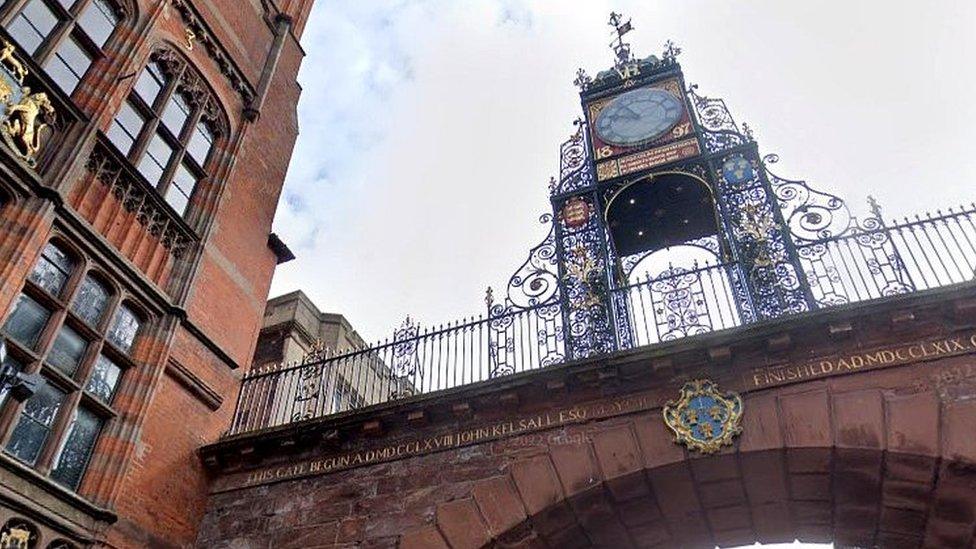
left=663, top=379, right=743, bottom=454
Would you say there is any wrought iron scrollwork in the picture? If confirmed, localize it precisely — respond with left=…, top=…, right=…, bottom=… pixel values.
left=687, top=84, right=747, bottom=154
left=487, top=215, right=564, bottom=377
left=764, top=154, right=853, bottom=242
left=390, top=316, right=421, bottom=398
left=290, top=363, right=323, bottom=421
left=651, top=266, right=713, bottom=341
left=763, top=153, right=915, bottom=306
left=557, top=197, right=615, bottom=359
left=552, top=120, right=593, bottom=196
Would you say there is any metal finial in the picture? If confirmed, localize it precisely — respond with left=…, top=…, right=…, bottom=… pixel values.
left=573, top=67, right=592, bottom=91
left=867, top=195, right=883, bottom=221
left=608, top=12, right=635, bottom=66
left=741, top=122, right=754, bottom=141
left=485, top=286, right=494, bottom=307
left=663, top=39, right=682, bottom=62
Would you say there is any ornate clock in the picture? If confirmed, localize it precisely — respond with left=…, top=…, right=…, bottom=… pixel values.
left=594, top=87, right=683, bottom=147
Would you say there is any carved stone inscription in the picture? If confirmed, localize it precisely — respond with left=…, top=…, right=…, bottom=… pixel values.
left=747, top=333, right=976, bottom=389
left=214, top=331, right=976, bottom=493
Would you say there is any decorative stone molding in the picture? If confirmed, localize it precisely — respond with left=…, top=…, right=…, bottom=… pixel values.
left=150, top=47, right=227, bottom=137
left=169, top=0, right=256, bottom=105
left=85, top=139, right=196, bottom=258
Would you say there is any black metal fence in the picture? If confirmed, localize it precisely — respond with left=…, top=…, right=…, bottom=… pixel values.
left=226, top=206, right=976, bottom=436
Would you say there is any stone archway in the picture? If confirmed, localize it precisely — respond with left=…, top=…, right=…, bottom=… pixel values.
left=196, top=288, right=976, bottom=549
left=400, top=385, right=976, bottom=549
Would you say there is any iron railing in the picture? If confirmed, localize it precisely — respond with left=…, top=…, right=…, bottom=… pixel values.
left=226, top=206, right=976, bottom=436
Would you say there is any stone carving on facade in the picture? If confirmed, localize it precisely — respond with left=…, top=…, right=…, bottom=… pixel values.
left=169, top=0, right=255, bottom=104
left=149, top=47, right=227, bottom=137
left=86, top=146, right=194, bottom=258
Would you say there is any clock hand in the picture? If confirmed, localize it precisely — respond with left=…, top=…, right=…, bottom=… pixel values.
left=620, top=105, right=640, bottom=120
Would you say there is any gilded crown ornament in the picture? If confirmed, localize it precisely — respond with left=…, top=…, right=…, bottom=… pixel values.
left=663, top=379, right=743, bottom=454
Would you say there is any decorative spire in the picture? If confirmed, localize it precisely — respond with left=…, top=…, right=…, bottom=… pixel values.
left=608, top=12, right=635, bottom=68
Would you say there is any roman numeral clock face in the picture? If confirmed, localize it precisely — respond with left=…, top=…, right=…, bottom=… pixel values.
left=594, top=87, right=684, bottom=147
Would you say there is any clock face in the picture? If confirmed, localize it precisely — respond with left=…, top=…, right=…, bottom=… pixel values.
left=594, top=87, right=684, bottom=147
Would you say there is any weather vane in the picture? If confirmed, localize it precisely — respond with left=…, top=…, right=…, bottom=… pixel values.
left=608, top=12, right=634, bottom=67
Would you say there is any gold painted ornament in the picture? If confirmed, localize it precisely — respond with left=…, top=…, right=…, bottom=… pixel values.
left=663, top=379, right=743, bottom=454
left=0, top=39, right=56, bottom=167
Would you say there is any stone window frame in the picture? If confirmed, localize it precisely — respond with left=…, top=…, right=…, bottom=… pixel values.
left=0, top=237, right=148, bottom=492
left=0, top=0, right=130, bottom=96
left=107, top=45, right=228, bottom=220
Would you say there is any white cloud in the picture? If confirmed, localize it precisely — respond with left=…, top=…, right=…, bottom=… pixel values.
left=271, top=0, right=976, bottom=342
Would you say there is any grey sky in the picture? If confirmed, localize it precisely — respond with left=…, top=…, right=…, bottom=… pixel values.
left=270, top=0, right=976, bottom=344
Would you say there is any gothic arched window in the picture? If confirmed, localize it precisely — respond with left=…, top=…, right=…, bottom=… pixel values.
left=107, top=48, right=225, bottom=217
left=2, top=0, right=126, bottom=95
left=0, top=238, right=149, bottom=492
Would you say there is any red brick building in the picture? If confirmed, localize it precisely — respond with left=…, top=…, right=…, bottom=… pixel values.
left=0, top=0, right=312, bottom=546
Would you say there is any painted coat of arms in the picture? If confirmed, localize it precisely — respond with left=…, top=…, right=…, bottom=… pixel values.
left=721, top=154, right=755, bottom=186
left=663, top=379, right=743, bottom=454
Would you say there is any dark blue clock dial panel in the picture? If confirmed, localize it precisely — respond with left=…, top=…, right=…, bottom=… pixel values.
left=594, top=87, right=683, bottom=147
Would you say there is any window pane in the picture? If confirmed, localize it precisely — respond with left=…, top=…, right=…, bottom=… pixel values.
left=134, top=62, right=165, bottom=106
left=2, top=294, right=50, bottom=349
left=29, top=243, right=75, bottom=297
left=136, top=133, right=172, bottom=185
left=166, top=163, right=196, bottom=215
left=6, top=382, right=65, bottom=465
left=50, top=407, right=102, bottom=490
left=77, top=0, right=118, bottom=49
left=164, top=184, right=189, bottom=216
left=46, top=36, right=92, bottom=94
left=107, top=305, right=139, bottom=352
left=71, top=275, right=109, bottom=327
left=160, top=92, right=190, bottom=136
left=6, top=0, right=58, bottom=55
left=47, top=325, right=86, bottom=376
left=187, top=122, right=214, bottom=165
left=0, top=353, right=23, bottom=408
left=107, top=100, right=145, bottom=155
left=84, top=354, right=120, bottom=401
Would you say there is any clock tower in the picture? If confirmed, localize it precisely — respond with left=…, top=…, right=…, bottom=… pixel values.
left=550, top=13, right=816, bottom=359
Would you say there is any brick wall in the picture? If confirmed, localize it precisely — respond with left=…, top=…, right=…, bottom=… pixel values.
left=0, top=0, right=312, bottom=546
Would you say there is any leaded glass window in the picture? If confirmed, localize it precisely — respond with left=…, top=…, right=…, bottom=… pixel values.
left=46, top=324, right=86, bottom=375
left=107, top=304, right=139, bottom=353
left=2, top=294, right=50, bottom=348
left=0, top=237, right=148, bottom=492
left=2, top=0, right=124, bottom=95
left=0, top=354, right=22, bottom=407
left=70, top=274, right=109, bottom=327
left=84, top=354, right=119, bottom=402
left=28, top=242, right=74, bottom=297
left=6, top=383, right=65, bottom=464
left=49, top=407, right=102, bottom=489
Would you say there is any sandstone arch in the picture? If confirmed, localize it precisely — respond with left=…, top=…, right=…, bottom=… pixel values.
left=400, top=384, right=976, bottom=549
